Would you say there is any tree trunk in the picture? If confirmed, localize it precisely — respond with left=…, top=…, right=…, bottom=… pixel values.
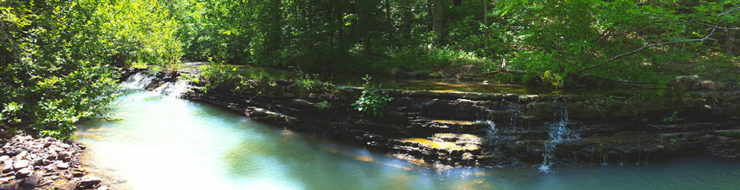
left=483, top=0, right=488, bottom=48
left=727, top=29, right=735, bottom=55
left=266, top=0, right=282, bottom=57
left=385, top=0, right=392, bottom=27
left=432, top=0, right=446, bottom=44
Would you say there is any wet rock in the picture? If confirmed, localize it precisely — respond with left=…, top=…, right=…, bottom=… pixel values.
left=177, top=68, right=740, bottom=169
left=462, top=152, right=475, bottom=161
left=72, top=170, right=85, bottom=177
left=54, top=180, right=79, bottom=190
left=667, top=75, right=700, bottom=90
left=79, top=176, right=101, bottom=187
left=701, top=80, right=726, bottom=91
left=292, top=99, right=315, bottom=107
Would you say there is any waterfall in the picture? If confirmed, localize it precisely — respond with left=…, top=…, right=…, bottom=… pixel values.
left=483, top=120, right=497, bottom=139
left=154, top=80, right=189, bottom=98
left=539, top=104, right=579, bottom=173
left=508, top=104, right=522, bottom=128
left=121, top=73, right=154, bottom=89
left=120, top=72, right=189, bottom=98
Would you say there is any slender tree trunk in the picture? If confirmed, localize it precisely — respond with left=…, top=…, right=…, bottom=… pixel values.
left=385, top=0, right=392, bottom=27
left=484, top=0, right=489, bottom=48
left=428, top=0, right=433, bottom=32
left=334, top=1, right=345, bottom=51
left=266, top=0, right=282, bottom=58
left=432, top=0, right=445, bottom=44
left=727, top=29, right=735, bottom=55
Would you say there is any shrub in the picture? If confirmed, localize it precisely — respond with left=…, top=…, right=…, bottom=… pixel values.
left=352, top=75, right=394, bottom=117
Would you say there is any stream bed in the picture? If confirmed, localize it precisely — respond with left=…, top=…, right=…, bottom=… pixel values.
left=75, top=90, right=740, bottom=190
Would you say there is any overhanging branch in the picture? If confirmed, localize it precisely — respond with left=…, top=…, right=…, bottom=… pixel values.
left=576, top=28, right=717, bottom=74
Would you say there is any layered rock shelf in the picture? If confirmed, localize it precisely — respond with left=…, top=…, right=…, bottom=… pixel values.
left=131, top=70, right=740, bottom=170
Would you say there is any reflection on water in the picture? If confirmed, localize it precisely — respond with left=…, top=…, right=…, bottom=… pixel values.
left=77, top=91, right=740, bottom=190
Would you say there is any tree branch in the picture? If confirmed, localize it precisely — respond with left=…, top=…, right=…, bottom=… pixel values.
left=480, top=57, right=527, bottom=75
left=719, top=7, right=740, bottom=16
left=707, top=24, right=740, bottom=31
left=576, top=28, right=716, bottom=74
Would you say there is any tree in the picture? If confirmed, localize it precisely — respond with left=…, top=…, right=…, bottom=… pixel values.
left=432, top=0, right=446, bottom=43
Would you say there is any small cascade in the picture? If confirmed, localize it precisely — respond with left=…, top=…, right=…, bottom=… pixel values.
left=120, top=71, right=189, bottom=98
left=153, top=80, right=189, bottom=98
left=539, top=104, right=580, bottom=173
left=483, top=120, right=497, bottom=140
left=121, top=72, right=154, bottom=89
left=507, top=104, right=522, bottom=128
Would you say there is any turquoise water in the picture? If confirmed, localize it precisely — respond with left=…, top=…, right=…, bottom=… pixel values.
left=76, top=90, right=740, bottom=190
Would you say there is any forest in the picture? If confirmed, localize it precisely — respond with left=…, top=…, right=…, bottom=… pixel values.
left=1, top=0, right=740, bottom=189
left=1, top=0, right=739, bottom=139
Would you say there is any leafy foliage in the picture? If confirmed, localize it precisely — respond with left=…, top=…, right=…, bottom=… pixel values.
left=0, top=0, right=182, bottom=139
left=1, top=0, right=738, bottom=138
left=176, top=0, right=738, bottom=85
left=352, top=75, right=394, bottom=117
left=294, top=70, right=332, bottom=91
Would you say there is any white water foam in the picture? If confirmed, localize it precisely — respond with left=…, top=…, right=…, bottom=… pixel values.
left=153, top=80, right=189, bottom=98
left=121, top=73, right=154, bottom=89
left=539, top=104, right=580, bottom=173
left=120, top=72, right=189, bottom=98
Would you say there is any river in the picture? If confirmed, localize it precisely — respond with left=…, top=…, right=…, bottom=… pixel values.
left=75, top=90, right=740, bottom=190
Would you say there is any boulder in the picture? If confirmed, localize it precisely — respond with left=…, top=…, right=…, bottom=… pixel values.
left=667, top=75, right=700, bottom=90
left=20, top=173, right=42, bottom=188
left=700, top=80, right=726, bottom=90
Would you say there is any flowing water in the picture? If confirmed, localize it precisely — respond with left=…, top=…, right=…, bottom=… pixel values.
left=74, top=78, right=740, bottom=189
left=539, top=104, right=580, bottom=173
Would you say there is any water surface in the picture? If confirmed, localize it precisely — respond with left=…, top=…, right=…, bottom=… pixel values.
left=76, top=90, right=740, bottom=190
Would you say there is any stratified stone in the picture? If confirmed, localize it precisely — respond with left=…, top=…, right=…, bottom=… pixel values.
left=56, top=162, right=69, bottom=169
left=15, top=167, right=31, bottom=178
left=2, top=160, right=13, bottom=172
left=79, top=176, right=101, bottom=187
left=12, top=160, right=29, bottom=171
left=14, top=151, right=28, bottom=160
left=72, top=170, right=85, bottom=177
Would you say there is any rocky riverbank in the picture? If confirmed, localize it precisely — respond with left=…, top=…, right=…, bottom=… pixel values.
left=0, top=135, right=107, bottom=190
left=127, top=69, right=740, bottom=170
